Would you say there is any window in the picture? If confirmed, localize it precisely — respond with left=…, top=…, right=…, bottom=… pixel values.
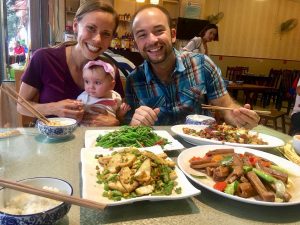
left=0, top=0, right=30, bottom=81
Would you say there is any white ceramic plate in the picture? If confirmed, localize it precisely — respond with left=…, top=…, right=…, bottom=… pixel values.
left=171, top=124, right=285, bottom=149
left=85, top=129, right=184, bottom=151
left=81, top=147, right=200, bottom=206
left=177, top=145, right=300, bottom=206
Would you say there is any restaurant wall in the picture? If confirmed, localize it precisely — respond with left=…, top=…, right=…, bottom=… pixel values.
left=78, top=0, right=300, bottom=75
left=205, top=0, right=300, bottom=61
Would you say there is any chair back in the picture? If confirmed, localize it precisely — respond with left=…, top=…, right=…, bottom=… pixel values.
left=15, top=71, right=37, bottom=127
left=268, top=69, right=282, bottom=88
left=225, top=66, right=249, bottom=82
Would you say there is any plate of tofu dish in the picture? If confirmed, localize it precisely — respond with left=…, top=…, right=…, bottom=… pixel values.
left=171, top=124, right=285, bottom=149
left=177, top=145, right=300, bottom=206
left=85, top=126, right=184, bottom=151
left=81, top=147, right=200, bottom=206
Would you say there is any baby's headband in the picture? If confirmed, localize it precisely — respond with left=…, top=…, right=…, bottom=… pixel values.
left=83, top=59, right=115, bottom=79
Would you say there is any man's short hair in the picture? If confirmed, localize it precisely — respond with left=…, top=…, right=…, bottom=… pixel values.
left=131, top=4, right=172, bottom=29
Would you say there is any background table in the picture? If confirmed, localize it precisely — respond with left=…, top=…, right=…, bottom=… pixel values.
left=0, top=126, right=299, bottom=225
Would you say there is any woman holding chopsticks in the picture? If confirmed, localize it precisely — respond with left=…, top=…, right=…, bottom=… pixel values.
left=17, top=0, right=123, bottom=126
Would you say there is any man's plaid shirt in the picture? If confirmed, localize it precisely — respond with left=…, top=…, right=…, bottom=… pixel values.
left=125, top=49, right=227, bottom=125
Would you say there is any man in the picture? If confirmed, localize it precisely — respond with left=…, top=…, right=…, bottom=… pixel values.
left=125, top=5, right=260, bottom=128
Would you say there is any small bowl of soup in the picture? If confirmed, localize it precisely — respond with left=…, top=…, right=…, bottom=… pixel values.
left=37, top=117, right=77, bottom=139
left=292, top=135, right=300, bottom=155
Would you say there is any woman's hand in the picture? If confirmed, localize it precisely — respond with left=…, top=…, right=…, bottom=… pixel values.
left=49, top=99, right=84, bottom=121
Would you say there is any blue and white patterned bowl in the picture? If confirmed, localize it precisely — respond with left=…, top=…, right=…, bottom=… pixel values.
left=37, top=117, right=77, bottom=139
left=185, top=114, right=216, bottom=125
left=0, top=177, right=73, bottom=225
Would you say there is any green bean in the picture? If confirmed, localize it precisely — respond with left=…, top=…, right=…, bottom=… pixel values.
left=96, top=126, right=169, bottom=148
left=253, top=168, right=277, bottom=183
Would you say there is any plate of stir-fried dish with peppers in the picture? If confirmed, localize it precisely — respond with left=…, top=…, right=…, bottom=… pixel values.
left=171, top=124, right=285, bottom=149
left=178, top=145, right=300, bottom=206
left=81, top=147, right=200, bottom=206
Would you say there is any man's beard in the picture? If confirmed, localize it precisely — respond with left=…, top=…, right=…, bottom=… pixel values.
left=142, top=44, right=173, bottom=64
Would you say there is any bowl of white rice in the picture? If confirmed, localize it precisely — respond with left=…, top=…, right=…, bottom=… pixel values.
left=0, top=177, right=73, bottom=225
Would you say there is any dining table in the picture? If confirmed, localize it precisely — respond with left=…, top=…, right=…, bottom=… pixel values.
left=0, top=125, right=299, bottom=225
left=227, top=83, right=274, bottom=107
left=236, top=74, right=272, bottom=86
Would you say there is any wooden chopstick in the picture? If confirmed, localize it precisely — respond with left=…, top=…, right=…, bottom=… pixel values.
left=0, top=86, right=49, bottom=124
left=0, top=85, right=50, bottom=124
left=2, top=85, right=49, bottom=122
left=201, top=104, right=271, bottom=115
left=0, top=178, right=106, bottom=210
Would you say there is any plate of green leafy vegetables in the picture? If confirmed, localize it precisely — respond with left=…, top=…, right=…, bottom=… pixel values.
left=85, top=126, right=184, bottom=151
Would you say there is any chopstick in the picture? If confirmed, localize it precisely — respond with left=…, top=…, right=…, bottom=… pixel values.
left=0, top=178, right=106, bottom=210
left=0, top=85, right=50, bottom=124
left=201, top=104, right=271, bottom=115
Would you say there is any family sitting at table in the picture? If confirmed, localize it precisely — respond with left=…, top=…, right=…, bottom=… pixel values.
left=17, top=1, right=260, bottom=129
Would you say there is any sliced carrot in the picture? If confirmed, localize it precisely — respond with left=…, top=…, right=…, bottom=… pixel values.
left=211, top=154, right=223, bottom=162
left=260, top=160, right=271, bottom=167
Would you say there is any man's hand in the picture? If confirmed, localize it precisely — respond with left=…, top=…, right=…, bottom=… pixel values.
left=130, top=106, right=160, bottom=126
left=210, top=95, right=260, bottom=129
left=231, top=104, right=260, bottom=129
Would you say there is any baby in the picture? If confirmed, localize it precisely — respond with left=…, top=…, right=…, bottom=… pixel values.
left=77, top=58, right=130, bottom=125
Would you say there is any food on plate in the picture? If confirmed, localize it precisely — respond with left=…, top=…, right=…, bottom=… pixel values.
left=45, top=121, right=65, bottom=126
left=183, top=123, right=268, bottom=145
left=0, top=186, right=61, bottom=215
left=95, top=126, right=169, bottom=148
left=0, top=129, right=21, bottom=138
left=189, top=148, right=293, bottom=202
left=96, top=147, right=181, bottom=201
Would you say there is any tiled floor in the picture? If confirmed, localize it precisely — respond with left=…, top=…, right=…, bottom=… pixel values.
left=235, top=92, right=291, bottom=134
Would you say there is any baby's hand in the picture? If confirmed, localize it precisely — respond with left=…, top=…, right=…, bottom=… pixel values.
left=118, top=103, right=131, bottom=118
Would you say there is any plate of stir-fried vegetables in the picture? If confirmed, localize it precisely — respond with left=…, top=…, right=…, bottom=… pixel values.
left=81, top=147, right=200, bottom=206
left=178, top=145, right=300, bottom=206
left=85, top=126, right=184, bottom=151
left=171, top=124, right=285, bottom=149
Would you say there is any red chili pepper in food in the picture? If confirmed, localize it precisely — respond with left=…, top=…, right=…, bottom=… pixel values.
left=155, top=139, right=165, bottom=146
left=189, top=156, right=202, bottom=162
left=248, top=156, right=258, bottom=166
left=213, top=181, right=227, bottom=192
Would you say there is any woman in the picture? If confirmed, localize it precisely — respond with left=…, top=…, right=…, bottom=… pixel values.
left=18, top=0, right=123, bottom=126
left=290, top=78, right=300, bottom=136
left=183, top=23, right=218, bottom=55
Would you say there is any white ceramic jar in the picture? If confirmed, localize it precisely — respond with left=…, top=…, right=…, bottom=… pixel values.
left=292, top=135, right=300, bottom=155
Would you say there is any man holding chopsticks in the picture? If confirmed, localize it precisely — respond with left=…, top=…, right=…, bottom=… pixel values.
left=124, top=5, right=260, bottom=128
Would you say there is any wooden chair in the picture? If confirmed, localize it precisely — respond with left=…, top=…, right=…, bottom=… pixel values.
left=225, top=66, right=249, bottom=82
left=261, top=69, right=282, bottom=107
left=276, top=70, right=300, bottom=114
left=259, top=109, right=286, bottom=133
left=15, top=70, right=37, bottom=127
